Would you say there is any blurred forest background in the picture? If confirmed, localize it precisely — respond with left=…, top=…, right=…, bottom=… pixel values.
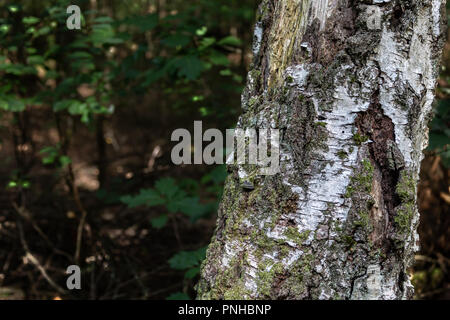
left=0, top=0, right=448, bottom=300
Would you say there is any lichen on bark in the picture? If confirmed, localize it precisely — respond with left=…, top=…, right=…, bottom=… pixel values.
left=197, top=0, right=446, bottom=300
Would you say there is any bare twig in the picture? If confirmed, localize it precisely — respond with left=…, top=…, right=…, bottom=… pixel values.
left=16, top=218, right=68, bottom=296
left=417, top=284, right=450, bottom=299
left=73, top=179, right=88, bottom=264
left=12, top=202, right=73, bottom=261
left=54, top=113, right=89, bottom=264
left=64, top=162, right=90, bottom=264
left=414, top=255, right=437, bottom=264
left=146, top=283, right=182, bottom=299
left=170, top=214, right=182, bottom=249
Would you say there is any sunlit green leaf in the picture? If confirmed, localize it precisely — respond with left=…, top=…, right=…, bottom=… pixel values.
left=196, top=26, right=208, bottom=36
left=8, top=5, right=19, bottom=13
left=22, top=17, right=40, bottom=24
left=59, top=155, right=72, bottom=167
left=7, top=181, right=17, bottom=188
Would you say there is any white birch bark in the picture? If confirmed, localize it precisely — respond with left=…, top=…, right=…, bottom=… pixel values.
left=197, top=0, right=446, bottom=300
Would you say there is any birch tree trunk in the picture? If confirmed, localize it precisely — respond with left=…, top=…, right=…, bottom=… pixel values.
left=197, top=0, right=446, bottom=300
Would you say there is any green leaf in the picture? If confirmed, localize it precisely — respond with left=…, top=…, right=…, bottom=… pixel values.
left=142, top=68, right=166, bottom=86
left=233, top=74, right=243, bottom=83
left=198, top=37, right=215, bottom=50
left=59, top=155, right=72, bottom=167
left=26, top=26, right=36, bottom=34
left=120, top=189, right=164, bottom=208
left=150, top=214, right=169, bottom=229
left=27, top=55, right=45, bottom=65
left=219, top=69, right=232, bottom=76
left=90, top=23, right=123, bottom=46
left=155, top=178, right=179, bottom=199
left=175, top=197, right=207, bottom=221
left=8, top=5, right=19, bottom=13
left=199, top=107, right=209, bottom=116
left=53, top=100, right=74, bottom=112
left=209, top=51, right=230, bottom=66
left=166, top=292, right=190, bottom=300
left=201, top=165, right=228, bottom=185
left=36, top=26, right=51, bottom=37
left=40, top=146, right=59, bottom=164
left=22, top=17, right=40, bottom=25
left=68, top=102, right=88, bottom=116
left=166, top=193, right=187, bottom=213
left=0, top=96, right=26, bottom=112
left=218, top=36, right=242, bottom=47
left=429, top=133, right=449, bottom=150
left=178, top=178, right=200, bottom=194
left=94, top=16, right=114, bottom=24
left=0, top=63, right=36, bottom=76
left=184, top=267, right=200, bottom=279
left=161, top=34, right=191, bottom=48
left=26, top=48, right=37, bottom=54
left=96, top=189, right=121, bottom=205
left=7, top=181, right=17, bottom=188
left=174, top=56, right=204, bottom=80
left=21, top=181, right=31, bottom=189
left=168, top=247, right=206, bottom=270
left=196, top=26, right=208, bottom=36
left=192, top=95, right=204, bottom=102
left=435, top=100, right=450, bottom=118
left=122, top=14, right=158, bottom=31
left=0, top=25, right=10, bottom=33
left=67, top=52, right=93, bottom=60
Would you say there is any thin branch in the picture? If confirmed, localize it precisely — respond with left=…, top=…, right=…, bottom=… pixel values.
left=16, top=218, right=68, bottom=296
left=73, top=178, right=88, bottom=264
left=12, top=202, right=72, bottom=261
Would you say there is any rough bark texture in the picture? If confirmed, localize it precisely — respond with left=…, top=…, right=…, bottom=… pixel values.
left=197, top=0, right=446, bottom=300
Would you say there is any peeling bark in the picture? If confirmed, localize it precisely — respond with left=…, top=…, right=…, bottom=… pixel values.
left=197, top=0, right=446, bottom=300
